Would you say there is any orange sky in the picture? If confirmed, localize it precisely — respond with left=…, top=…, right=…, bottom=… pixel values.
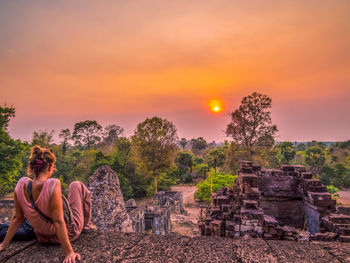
left=1, top=0, right=350, bottom=142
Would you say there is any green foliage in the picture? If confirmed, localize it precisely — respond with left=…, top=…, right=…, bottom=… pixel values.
left=193, top=156, right=204, bottom=165
left=146, top=173, right=176, bottom=196
left=179, top=138, right=187, bottom=150
left=276, top=142, right=296, bottom=164
left=59, top=129, right=71, bottom=155
left=0, top=105, right=15, bottom=130
left=31, top=130, right=54, bottom=148
left=101, top=124, right=124, bottom=148
left=132, top=116, right=178, bottom=192
left=225, top=92, right=277, bottom=147
left=207, top=147, right=226, bottom=172
left=0, top=105, right=26, bottom=197
left=190, top=137, right=208, bottom=156
left=193, top=163, right=209, bottom=178
left=326, top=185, right=339, bottom=194
left=72, top=120, right=102, bottom=148
left=175, top=151, right=193, bottom=178
left=224, top=143, right=252, bottom=172
left=305, top=147, right=325, bottom=175
left=194, top=172, right=236, bottom=203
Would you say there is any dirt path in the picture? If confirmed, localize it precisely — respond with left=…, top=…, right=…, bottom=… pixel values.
left=170, top=185, right=202, bottom=237
left=338, top=190, right=350, bottom=206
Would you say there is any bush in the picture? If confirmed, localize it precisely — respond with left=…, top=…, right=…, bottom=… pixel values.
left=181, top=173, right=192, bottom=183
left=194, top=172, right=236, bottom=203
left=146, top=173, right=177, bottom=196
left=326, top=185, right=339, bottom=194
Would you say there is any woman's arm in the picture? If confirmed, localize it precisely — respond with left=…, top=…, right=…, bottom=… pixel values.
left=0, top=193, right=24, bottom=250
left=50, top=180, right=81, bottom=263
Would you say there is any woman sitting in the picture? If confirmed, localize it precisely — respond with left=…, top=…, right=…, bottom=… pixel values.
left=0, top=145, right=94, bottom=263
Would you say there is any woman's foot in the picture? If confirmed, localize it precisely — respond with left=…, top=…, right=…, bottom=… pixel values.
left=83, top=224, right=96, bottom=231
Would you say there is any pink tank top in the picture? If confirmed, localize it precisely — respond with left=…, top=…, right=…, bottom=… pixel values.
left=14, top=177, right=60, bottom=243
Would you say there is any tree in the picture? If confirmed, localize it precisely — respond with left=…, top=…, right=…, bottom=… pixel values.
left=277, top=142, right=296, bottom=164
left=31, top=130, right=54, bottom=148
left=59, top=129, right=71, bottom=155
left=175, top=151, right=193, bottom=178
left=256, top=134, right=275, bottom=148
left=131, top=117, right=178, bottom=193
left=305, top=147, right=325, bottom=176
left=179, top=138, right=187, bottom=150
left=190, top=137, right=208, bottom=156
left=0, top=105, right=25, bottom=197
left=226, top=92, right=278, bottom=146
left=223, top=143, right=252, bottom=172
left=207, top=148, right=226, bottom=172
left=0, top=105, right=15, bottom=130
left=72, top=120, right=102, bottom=148
left=102, top=124, right=124, bottom=147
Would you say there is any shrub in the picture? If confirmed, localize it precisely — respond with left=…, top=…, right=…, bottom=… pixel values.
left=326, top=185, right=339, bottom=194
left=194, top=172, right=236, bottom=203
left=146, top=173, right=177, bottom=196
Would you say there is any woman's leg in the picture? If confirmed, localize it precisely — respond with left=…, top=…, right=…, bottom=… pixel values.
left=67, top=181, right=92, bottom=237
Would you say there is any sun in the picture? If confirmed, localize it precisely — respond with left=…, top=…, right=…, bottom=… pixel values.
left=208, top=99, right=223, bottom=113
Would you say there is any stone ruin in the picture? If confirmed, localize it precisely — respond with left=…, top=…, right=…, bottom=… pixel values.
left=144, top=205, right=171, bottom=235
left=154, top=191, right=187, bottom=215
left=199, top=161, right=350, bottom=242
left=88, top=165, right=133, bottom=232
left=126, top=192, right=178, bottom=235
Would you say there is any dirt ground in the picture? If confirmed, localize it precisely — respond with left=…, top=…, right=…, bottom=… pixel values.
left=169, top=185, right=203, bottom=237
left=338, top=190, right=350, bottom=206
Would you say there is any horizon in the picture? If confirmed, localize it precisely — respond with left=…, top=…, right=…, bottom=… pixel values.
left=1, top=0, right=350, bottom=143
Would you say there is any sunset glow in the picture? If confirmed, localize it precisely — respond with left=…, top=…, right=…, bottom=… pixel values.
left=209, top=100, right=223, bottom=113
left=1, top=1, right=349, bottom=142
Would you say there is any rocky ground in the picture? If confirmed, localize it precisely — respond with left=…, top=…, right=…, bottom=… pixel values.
left=1, top=230, right=350, bottom=263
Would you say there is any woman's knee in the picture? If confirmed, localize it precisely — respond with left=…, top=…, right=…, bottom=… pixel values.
left=69, top=181, right=83, bottom=191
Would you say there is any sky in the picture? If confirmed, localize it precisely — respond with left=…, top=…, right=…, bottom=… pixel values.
left=1, top=0, right=350, bottom=143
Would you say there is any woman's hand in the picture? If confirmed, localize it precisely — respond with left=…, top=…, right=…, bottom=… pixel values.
left=0, top=242, right=7, bottom=251
left=63, top=251, right=81, bottom=263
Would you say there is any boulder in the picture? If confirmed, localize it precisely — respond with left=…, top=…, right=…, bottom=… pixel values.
left=88, top=165, right=132, bottom=232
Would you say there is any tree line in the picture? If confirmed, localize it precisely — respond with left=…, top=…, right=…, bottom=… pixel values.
left=1, top=92, right=349, bottom=200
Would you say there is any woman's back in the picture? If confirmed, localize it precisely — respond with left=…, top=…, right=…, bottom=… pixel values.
left=15, top=177, right=59, bottom=243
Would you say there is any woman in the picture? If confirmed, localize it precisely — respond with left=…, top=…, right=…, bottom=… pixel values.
left=0, top=146, right=93, bottom=263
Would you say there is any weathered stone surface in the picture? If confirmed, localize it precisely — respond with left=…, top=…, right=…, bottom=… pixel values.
left=2, top=231, right=350, bottom=263
left=88, top=165, right=132, bottom=232
left=144, top=206, right=171, bottom=235
left=154, top=191, right=187, bottom=215
left=0, top=200, right=14, bottom=224
left=200, top=161, right=349, bottom=242
left=125, top=199, right=137, bottom=207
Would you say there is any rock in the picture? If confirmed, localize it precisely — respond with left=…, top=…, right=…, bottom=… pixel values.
left=125, top=199, right=137, bottom=207
left=88, top=165, right=132, bottom=232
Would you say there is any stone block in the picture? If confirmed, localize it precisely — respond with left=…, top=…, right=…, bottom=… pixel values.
left=329, top=213, right=350, bottom=224
left=225, top=221, right=235, bottom=231
left=280, top=165, right=295, bottom=172
left=254, top=226, right=263, bottom=233
left=311, top=232, right=337, bottom=241
left=242, top=193, right=259, bottom=201
left=209, top=220, right=224, bottom=237
left=225, top=230, right=235, bottom=238
left=302, top=172, right=313, bottom=179
left=240, top=225, right=253, bottom=232
left=339, top=235, right=350, bottom=242
left=240, top=161, right=253, bottom=168
left=242, top=200, right=258, bottom=209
